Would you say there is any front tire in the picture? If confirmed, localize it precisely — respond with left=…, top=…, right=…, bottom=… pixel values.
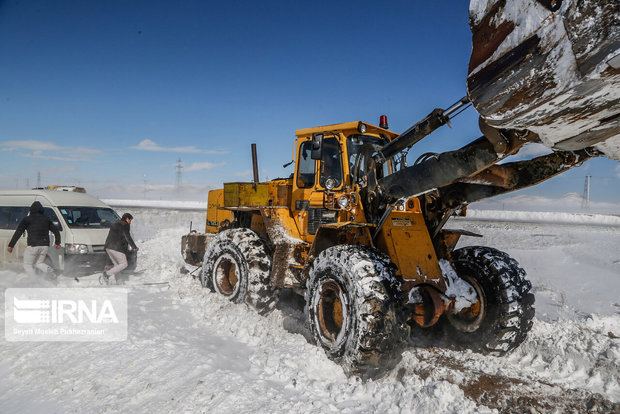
left=201, top=228, right=279, bottom=314
left=305, top=245, right=409, bottom=379
left=447, top=246, right=535, bottom=355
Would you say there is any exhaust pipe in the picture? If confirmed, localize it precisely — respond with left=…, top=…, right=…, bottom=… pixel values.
left=251, top=143, right=259, bottom=189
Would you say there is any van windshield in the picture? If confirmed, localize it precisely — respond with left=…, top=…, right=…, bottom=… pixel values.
left=58, top=206, right=120, bottom=228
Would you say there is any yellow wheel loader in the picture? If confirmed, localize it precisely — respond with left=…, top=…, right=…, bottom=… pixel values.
left=182, top=0, right=620, bottom=378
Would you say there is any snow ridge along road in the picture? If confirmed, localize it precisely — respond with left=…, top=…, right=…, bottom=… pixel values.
left=0, top=207, right=618, bottom=413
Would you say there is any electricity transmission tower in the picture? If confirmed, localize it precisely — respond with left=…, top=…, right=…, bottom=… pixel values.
left=175, top=159, right=183, bottom=194
left=143, top=174, right=147, bottom=199
left=582, top=175, right=591, bottom=209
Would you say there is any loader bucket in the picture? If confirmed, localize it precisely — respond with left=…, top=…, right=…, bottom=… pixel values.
left=467, top=0, right=620, bottom=160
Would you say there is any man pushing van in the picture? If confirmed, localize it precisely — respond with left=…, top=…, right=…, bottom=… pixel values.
left=102, top=213, right=138, bottom=285
left=7, top=201, right=61, bottom=277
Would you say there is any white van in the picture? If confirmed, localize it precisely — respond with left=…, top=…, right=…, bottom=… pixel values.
left=0, top=190, right=136, bottom=275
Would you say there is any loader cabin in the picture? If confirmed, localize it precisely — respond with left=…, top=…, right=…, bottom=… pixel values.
left=204, top=121, right=399, bottom=244
left=291, top=121, right=398, bottom=241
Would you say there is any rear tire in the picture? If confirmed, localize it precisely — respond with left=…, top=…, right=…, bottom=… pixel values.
left=447, top=246, right=535, bottom=355
left=305, top=245, right=409, bottom=379
left=201, top=228, right=279, bottom=314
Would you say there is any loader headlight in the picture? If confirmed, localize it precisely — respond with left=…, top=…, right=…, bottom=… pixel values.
left=325, top=177, right=337, bottom=190
left=358, top=123, right=367, bottom=134
left=338, top=195, right=349, bottom=209
left=65, top=243, right=89, bottom=254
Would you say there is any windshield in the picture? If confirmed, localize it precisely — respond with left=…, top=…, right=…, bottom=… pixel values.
left=347, top=134, right=387, bottom=166
left=347, top=134, right=390, bottom=185
left=58, top=206, right=120, bottom=228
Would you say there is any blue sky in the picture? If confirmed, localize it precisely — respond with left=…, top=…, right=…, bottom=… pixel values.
left=1, top=0, right=619, bottom=202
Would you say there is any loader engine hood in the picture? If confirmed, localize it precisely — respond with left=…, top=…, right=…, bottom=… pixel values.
left=468, top=0, right=620, bottom=160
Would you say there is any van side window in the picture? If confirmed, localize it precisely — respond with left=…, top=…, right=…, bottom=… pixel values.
left=297, top=140, right=316, bottom=188
left=43, top=208, right=63, bottom=231
left=13, top=207, right=29, bottom=229
left=0, top=207, right=64, bottom=230
left=0, top=207, right=10, bottom=229
left=0, top=207, right=30, bottom=230
left=0, top=207, right=63, bottom=231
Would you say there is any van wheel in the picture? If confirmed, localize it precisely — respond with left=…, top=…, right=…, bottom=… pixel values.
left=201, top=228, right=279, bottom=314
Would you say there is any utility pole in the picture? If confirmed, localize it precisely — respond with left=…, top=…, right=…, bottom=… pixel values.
left=175, top=159, right=183, bottom=195
left=37, top=171, right=41, bottom=188
left=582, top=175, right=591, bottom=209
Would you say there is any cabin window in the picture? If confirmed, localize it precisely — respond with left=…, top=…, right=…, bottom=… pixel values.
left=319, top=137, right=343, bottom=188
left=297, top=140, right=316, bottom=188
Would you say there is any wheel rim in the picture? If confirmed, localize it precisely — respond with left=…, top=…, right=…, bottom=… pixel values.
left=212, top=254, right=240, bottom=297
left=314, top=279, right=349, bottom=347
left=448, top=274, right=486, bottom=333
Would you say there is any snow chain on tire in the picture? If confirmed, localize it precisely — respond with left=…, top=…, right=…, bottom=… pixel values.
left=305, top=245, right=410, bottom=379
left=448, top=246, right=535, bottom=355
left=201, top=228, right=279, bottom=315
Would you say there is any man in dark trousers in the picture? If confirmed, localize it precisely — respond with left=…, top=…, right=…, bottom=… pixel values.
left=103, top=212, right=138, bottom=284
left=7, top=201, right=61, bottom=277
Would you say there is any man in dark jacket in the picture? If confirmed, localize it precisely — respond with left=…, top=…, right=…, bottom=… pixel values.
left=103, top=213, right=138, bottom=284
left=7, top=201, right=61, bottom=276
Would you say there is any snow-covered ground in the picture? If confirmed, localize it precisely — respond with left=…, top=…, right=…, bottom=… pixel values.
left=1, top=207, right=619, bottom=413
